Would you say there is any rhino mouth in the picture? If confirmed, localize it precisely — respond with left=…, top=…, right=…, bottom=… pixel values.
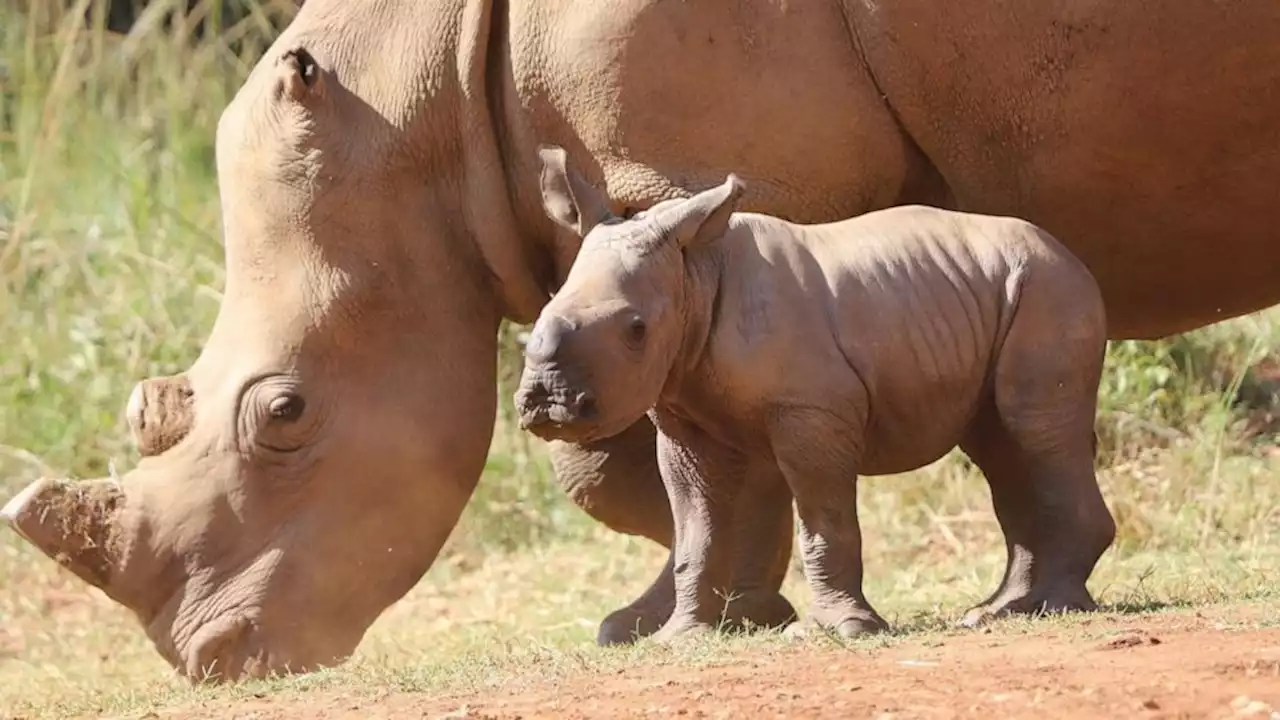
left=518, top=401, right=577, bottom=427
left=514, top=380, right=600, bottom=438
left=516, top=394, right=598, bottom=434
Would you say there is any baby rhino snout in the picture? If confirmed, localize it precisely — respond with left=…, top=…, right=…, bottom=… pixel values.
left=514, top=377, right=598, bottom=433
left=517, top=314, right=602, bottom=439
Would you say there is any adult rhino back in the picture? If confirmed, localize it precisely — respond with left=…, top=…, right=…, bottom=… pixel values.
left=848, top=0, right=1280, bottom=337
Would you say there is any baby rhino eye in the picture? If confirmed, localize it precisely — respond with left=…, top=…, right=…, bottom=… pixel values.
left=627, top=315, right=647, bottom=345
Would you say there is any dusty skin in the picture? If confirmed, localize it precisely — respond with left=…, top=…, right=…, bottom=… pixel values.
left=138, top=604, right=1280, bottom=720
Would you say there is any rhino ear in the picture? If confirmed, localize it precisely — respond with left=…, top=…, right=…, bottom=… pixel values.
left=655, top=174, right=745, bottom=251
left=537, top=145, right=613, bottom=238
left=275, top=46, right=324, bottom=103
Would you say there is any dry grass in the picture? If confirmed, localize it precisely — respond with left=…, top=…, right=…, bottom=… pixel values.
left=1, top=4, right=1278, bottom=719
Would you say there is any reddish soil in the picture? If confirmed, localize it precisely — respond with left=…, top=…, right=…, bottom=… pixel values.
left=161, top=607, right=1280, bottom=720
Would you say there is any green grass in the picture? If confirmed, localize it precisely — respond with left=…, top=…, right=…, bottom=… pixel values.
left=1, top=4, right=1278, bottom=719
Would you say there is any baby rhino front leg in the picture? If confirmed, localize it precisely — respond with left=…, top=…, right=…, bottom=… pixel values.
left=651, top=413, right=754, bottom=642
left=771, top=409, right=889, bottom=638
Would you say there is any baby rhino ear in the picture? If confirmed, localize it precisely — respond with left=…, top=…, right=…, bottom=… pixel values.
left=537, top=145, right=613, bottom=238
left=659, top=174, right=746, bottom=251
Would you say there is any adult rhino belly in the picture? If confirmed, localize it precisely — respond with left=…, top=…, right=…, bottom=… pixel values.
left=848, top=0, right=1280, bottom=339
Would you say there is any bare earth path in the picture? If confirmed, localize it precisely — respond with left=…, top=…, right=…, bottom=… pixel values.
left=154, top=605, right=1280, bottom=720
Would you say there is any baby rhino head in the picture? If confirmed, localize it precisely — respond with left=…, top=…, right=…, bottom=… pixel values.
left=515, top=145, right=744, bottom=443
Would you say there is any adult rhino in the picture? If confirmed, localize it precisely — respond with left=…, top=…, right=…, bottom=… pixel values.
left=4, top=0, right=1279, bottom=684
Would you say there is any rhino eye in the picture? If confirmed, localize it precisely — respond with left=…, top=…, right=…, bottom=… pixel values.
left=627, top=316, right=647, bottom=346
left=268, top=393, right=306, bottom=422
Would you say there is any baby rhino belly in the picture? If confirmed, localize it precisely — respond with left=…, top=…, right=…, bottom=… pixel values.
left=858, top=361, right=992, bottom=476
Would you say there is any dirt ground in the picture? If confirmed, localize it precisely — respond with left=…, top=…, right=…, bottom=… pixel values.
left=155, top=608, right=1280, bottom=720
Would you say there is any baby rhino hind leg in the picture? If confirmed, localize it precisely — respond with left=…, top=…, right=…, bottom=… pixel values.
left=960, top=268, right=1116, bottom=626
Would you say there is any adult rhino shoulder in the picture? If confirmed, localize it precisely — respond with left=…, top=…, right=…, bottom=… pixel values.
left=6, top=0, right=1280, bottom=682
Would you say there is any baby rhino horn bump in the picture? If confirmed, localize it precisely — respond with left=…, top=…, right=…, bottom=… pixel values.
left=1, top=478, right=126, bottom=590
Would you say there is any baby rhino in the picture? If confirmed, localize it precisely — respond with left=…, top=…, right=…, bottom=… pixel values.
left=516, top=145, right=1116, bottom=640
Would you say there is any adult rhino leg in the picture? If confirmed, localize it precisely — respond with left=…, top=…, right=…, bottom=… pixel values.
left=548, top=416, right=796, bottom=645
left=547, top=419, right=675, bottom=645
left=125, top=373, right=195, bottom=457
left=546, top=417, right=673, bottom=543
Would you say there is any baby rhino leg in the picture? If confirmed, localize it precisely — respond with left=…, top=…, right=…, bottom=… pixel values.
left=717, top=462, right=799, bottom=632
left=559, top=421, right=796, bottom=646
left=960, top=279, right=1115, bottom=626
left=595, top=480, right=796, bottom=645
left=771, top=410, right=888, bottom=638
left=651, top=417, right=750, bottom=642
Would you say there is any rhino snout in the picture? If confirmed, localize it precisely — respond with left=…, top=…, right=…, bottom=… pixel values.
left=514, top=379, right=598, bottom=433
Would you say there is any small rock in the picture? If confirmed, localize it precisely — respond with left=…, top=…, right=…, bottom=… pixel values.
left=1142, top=699, right=1160, bottom=710
left=1229, top=695, right=1275, bottom=717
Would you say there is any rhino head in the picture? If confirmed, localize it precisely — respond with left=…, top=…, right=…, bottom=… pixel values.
left=1, top=0, right=544, bottom=682
left=515, top=146, right=745, bottom=444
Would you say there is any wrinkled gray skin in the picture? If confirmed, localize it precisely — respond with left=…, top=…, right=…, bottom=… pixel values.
left=516, top=148, right=1116, bottom=640
left=5, top=0, right=1280, bottom=683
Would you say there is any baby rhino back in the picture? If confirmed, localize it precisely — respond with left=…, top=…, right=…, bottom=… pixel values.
left=816, top=206, right=1105, bottom=475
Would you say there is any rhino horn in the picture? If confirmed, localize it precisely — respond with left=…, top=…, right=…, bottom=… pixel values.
left=2, top=477, right=127, bottom=591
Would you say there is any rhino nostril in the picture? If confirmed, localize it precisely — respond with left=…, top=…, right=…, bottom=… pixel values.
left=516, top=382, right=547, bottom=407
left=574, top=391, right=598, bottom=420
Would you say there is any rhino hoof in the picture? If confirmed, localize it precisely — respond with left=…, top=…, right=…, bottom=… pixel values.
left=960, top=584, right=1100, bottom=628
left=650, top=617, right=715, bottom=646
left=596, top=605, right=671, bottom=646
left=723, top=589, right=798, bottom=633
left=783, top=614, right=889, bottom=641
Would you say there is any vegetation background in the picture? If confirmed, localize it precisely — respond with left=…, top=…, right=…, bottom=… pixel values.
left=1, top=2, right=1276, bottom=718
